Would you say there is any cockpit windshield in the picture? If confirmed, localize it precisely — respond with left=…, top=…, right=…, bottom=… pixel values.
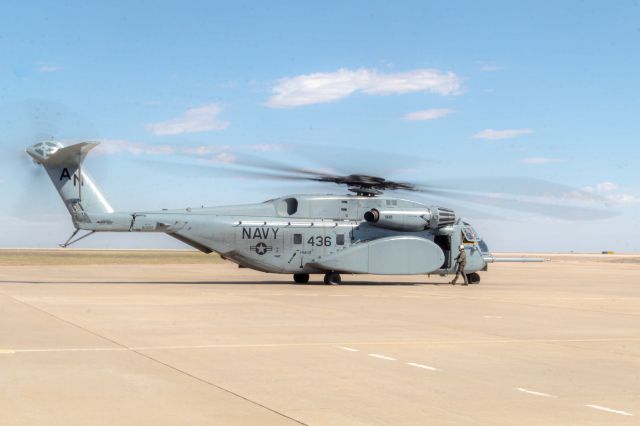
left=462, top=224, right=489, bottom=253
left=461, top=226, right=479, bottom=242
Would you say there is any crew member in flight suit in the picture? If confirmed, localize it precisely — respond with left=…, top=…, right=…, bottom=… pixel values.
left=450, top=244, right=468, bottom=285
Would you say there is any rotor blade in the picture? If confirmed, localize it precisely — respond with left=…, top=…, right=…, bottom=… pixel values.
left=26, top=99, right=66, bottom=142
left=10, top=153, right=60, bottom=220
left=178, top=143, right=435, bottom=180
left=221, top=151, right=338, bottom=179
left=289, top=143, right=436, bottom=177
left=416, top=177, right=605, bottom=202
left=138, top=158, right=331, bottom=182
left=407, top=193, right=506, bottom=221
left=414, top=188, right=616, bottom=220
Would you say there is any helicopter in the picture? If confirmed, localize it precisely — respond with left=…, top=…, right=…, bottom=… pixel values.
left=27, top=140, right=554, bottom=285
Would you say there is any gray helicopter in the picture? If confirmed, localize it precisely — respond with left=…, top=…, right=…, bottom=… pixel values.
left=27, top=140, right=543, bottom=285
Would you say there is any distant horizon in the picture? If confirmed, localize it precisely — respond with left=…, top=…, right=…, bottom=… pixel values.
left=2, top=248, right=637, bottom=255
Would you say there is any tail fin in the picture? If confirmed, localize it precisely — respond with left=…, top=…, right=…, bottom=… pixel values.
left=26, top=141, right=113, bottom=227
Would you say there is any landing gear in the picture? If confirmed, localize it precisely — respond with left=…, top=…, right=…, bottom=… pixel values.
left=466, top=272, right=481, bottom=284
left=323, top=272, right=342, bottom=285
left=293, top=273, right=309, bottom=284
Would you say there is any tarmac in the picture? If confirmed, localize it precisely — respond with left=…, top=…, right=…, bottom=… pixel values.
left=1, top=253, right=638, bottom=425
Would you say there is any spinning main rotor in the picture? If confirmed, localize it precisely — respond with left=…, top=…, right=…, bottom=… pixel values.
left=144, top=146, right=616, bottom=221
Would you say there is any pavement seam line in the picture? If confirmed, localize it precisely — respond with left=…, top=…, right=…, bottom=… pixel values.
left=2, top=293, right=308, bottom=426
left=5, top=337, right=640, bottom=353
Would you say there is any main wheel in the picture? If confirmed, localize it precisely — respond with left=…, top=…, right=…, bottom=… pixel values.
left=323, top=272, right=342, bottom=285
left=466, top=272, right=481, bottom=284
left=293, top=273, right=309, bottom=284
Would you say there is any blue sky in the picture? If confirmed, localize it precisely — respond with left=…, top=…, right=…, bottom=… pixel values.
left=1, top=1, right=639, bottom=251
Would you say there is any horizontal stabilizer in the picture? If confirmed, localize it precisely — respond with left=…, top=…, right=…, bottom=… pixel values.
left=27, top=141, right=98, bottom=166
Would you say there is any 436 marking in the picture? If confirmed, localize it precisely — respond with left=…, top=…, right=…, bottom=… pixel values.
left=307, top=236, right=332, bottom=246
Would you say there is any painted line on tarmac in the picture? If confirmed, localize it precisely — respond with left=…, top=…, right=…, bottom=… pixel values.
left=2, top=347, right=126, bottom=354
left=5, top=336, right=640, bottom=355
left=406, top=362, right=438, bottom=371
left=515, top=387, right=556, bottom=398
left=337, top=346, right=359, bottom=352
left=585, top=404, right=633, bottom=416
left=368, top=353, right=396, bottom=361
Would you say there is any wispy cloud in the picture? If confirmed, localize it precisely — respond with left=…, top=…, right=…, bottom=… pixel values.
left=250, top=143, right=287, bottom=152
left=479, top=65, right=501, bottom=72
left=473, top=128, right=533, bottom=140
left=93, top=140, right=178, bottom=155
left=38, top=64, right=62, bottom=73
left=181, top=145, right=227, bottom=156
left=93, top=140, right=278, bottom=165
left=521, top=157, right=561, bottom=164
left=146, top=104, right=229, bottom=135
left=593, top=182, right=618, bottom=192
left=266, top=68, right=462, bottom=108
left=212, top=152, right=237, bottom=163
left=580, top=181, right=640, bottom=205
left=403, top=108, right=453, bottom=121
left=606, top=194, right=640, bottom=204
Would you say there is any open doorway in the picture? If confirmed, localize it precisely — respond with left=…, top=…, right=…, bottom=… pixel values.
left=434, top=235, right=451, bottom=269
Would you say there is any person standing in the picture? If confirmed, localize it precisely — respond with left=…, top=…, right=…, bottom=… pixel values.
left=451, top=244, right=468, bottom=285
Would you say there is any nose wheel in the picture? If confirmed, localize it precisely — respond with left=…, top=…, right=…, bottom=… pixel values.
left=293, top=273, right=309, bottom=284
left=323, top=272, right=342, bottom=285
left=466, top=272, right=481, bottom=284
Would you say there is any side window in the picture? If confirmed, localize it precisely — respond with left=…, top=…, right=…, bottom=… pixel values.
left=336, top=234, right=345, bottom=246
left=293, top=233, right=302, bottom=244
left=277, top=198, right=298, bottom=216
left=462, top=227, right=478, bottom=242
left=285, top=198, right=298, bottom=215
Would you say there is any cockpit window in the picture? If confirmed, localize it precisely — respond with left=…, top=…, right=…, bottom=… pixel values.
left=462, top=226, right=479, bottom=242
left=478, top=240, right=489, bottom=253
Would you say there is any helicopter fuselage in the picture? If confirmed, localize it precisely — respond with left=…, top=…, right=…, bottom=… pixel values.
left=79, top=194, right=489, bottom=276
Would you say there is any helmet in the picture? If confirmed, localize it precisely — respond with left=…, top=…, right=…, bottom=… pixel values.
left=459, top=245, right=465, bottom=250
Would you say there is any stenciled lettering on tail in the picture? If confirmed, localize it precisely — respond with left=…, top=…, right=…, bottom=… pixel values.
left=60, top=168, right=71, bottom=181
left=59, top=168, right=84, bottom=186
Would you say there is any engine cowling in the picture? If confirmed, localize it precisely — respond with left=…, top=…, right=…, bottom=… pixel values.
left=364, top=207, right=455, bottom=231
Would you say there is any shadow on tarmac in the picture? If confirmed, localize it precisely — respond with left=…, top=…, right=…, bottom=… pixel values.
left=0, top=280, right=452, bottom=286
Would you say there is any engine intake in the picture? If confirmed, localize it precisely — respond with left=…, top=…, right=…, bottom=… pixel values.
left=364, top=207, right=455, bottom=231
